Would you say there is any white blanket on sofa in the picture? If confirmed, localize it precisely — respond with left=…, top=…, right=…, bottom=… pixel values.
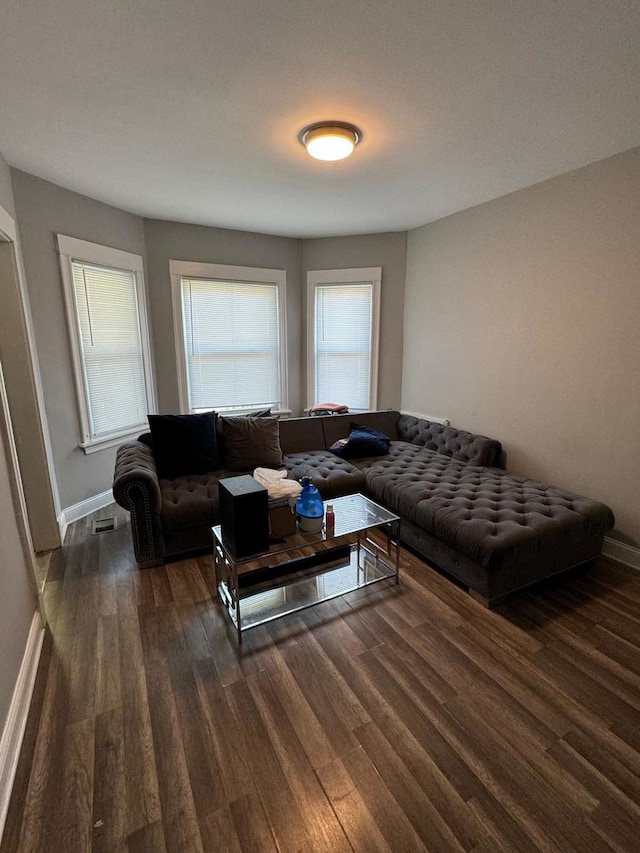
left=253, top=467, right=302, bottom=500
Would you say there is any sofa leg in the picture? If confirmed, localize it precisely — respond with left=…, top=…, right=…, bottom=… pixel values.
left=469, top=589, right=507, bottom=609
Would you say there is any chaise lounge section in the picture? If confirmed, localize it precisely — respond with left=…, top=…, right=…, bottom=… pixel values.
left=363, top=448, right=613, bottom=607
left=113, top=410, right=614, bottom=606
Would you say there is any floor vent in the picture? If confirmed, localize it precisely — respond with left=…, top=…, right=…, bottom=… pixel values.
left=92, top=517, right=117, bottom=535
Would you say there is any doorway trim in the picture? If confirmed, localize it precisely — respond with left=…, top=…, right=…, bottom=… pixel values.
left=0, top=202, right=62, bottom=538
left=0, top=357, right=45, bottom=619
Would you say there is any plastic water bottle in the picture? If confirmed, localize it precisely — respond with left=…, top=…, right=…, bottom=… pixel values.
left=325, top=503, right=335, bottom=537
left=296, top=477, right=324, bottom=533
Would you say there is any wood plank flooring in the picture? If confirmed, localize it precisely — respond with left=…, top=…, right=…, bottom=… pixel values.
left=2, top=504, right=640, bottom=852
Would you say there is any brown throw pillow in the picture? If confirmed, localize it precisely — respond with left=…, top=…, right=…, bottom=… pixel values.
left=221, top=415, right=283, bottom=470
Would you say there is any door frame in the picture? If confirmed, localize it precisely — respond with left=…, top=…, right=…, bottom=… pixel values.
left=0, top=203, right=61, bottom=542
left=0, top=356, right=45, bottom=620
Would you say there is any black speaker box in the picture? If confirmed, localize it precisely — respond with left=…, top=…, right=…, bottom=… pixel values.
left=219, top=475, right=269, bottom=558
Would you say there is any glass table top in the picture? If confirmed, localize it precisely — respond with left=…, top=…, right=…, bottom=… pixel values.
left=212, top=492, right=399, bottom=567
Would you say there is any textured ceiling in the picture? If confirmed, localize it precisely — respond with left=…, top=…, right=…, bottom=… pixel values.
left=1, top=0, right=639, bottom=237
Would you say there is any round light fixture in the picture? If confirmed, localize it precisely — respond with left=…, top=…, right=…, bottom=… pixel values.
left=300, top=122, right=361, bottom=161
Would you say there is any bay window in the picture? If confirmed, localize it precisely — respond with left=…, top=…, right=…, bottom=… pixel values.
left=170, top=260, right=288, bottom=414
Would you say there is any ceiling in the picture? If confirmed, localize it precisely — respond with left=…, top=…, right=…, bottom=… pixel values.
left=1, top=0, right=639, bottom=238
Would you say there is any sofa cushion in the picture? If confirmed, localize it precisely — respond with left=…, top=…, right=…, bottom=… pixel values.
left=148, top=412, right=219, bottom=479
left=160, top=472, right=223, bottom=532
left=284, top=451, right=365, bottom=499
left=364, top=451, right=614, bottom=572
left=347, top=440, right=428, bottom=470
left=278, top=416, right=326, bottom=455
left=220, top=415, right=283, bottom=470
left=216, top=408, right=273, bottom=460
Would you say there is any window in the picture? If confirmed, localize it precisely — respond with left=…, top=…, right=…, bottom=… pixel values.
left=170, top=260, right=288, bottom=414
left=307, top=267, right=381, bottom=412
left=57, top=235, right=155, bottom=453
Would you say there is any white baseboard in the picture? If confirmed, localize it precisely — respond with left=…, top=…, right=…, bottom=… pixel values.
left=0, top=613, right=44, bottom=841
left=603, top=536, right=640, bottom=571
left=58, top=488, right=114, bottom=543
left=400, top=410, right=450, bottom=426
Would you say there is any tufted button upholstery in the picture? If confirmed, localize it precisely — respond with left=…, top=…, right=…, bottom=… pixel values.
left=397, top=415, right=501, bottom=466
left=284, top=451, right=365, bottom=499
left=159, top=471, right=226, bottom=531
left=365, top=449, right=615, bottom=572
left=113, top=441, right=164, bottom=565
left=113, top=441, right=162, bottom=512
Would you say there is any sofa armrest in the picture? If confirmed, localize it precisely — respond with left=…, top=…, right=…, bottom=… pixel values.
left=113, top=440, right=165, bottom=566
left=396, top=414, right=502, bottom=467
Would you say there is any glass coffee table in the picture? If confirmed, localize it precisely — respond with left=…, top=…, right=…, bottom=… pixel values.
left=213, top=492, right=400, bottom=643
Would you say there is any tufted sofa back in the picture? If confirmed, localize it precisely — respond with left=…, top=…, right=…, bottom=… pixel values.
left=278, top=410, right=501, bottom=468
left=396, top=414, right=501, bottom=467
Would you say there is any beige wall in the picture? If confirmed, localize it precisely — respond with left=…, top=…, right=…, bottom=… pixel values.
left=302, top=232, right=407, bottom=410
left=403, top=147, right=640, bottom=545
left=11, top=170, right=148, bottom=510
left=144, top=219, right=303, bottom=415
left=0, top=151, right=15, bottom=219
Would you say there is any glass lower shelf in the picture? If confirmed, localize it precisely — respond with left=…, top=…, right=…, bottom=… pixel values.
left=219, top=544, right=397, bottom=633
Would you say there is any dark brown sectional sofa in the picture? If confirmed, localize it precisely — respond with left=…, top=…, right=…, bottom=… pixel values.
left=113, top=410, right=614, bottom=607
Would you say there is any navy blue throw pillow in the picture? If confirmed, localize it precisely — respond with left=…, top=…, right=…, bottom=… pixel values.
left=331, top=426, right=390, bottom=459
left=148, top=411, right=219, bottom=478
left=350, top=423, right=391, bottom=444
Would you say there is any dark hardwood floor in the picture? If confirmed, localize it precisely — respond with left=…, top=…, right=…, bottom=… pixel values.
left=2, top=504, right=640, bottom=852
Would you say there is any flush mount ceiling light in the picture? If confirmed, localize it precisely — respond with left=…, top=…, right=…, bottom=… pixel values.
left=299, top=121, right=361, bottom=161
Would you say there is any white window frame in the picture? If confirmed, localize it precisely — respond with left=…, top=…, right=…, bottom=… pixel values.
left=169, top=259, right=289, bottom=415
left=57, top=234, right=156, bottom=453
left=307, top=266, right=382, bottom=412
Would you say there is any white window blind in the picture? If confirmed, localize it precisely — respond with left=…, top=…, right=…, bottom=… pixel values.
left=314, top=283, right=374, bottom=411
left=180, top=277, right=282, bottom=412
left=317, top=563, right=359, bottom=598
left=71, top=260, right=149, bottom=438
